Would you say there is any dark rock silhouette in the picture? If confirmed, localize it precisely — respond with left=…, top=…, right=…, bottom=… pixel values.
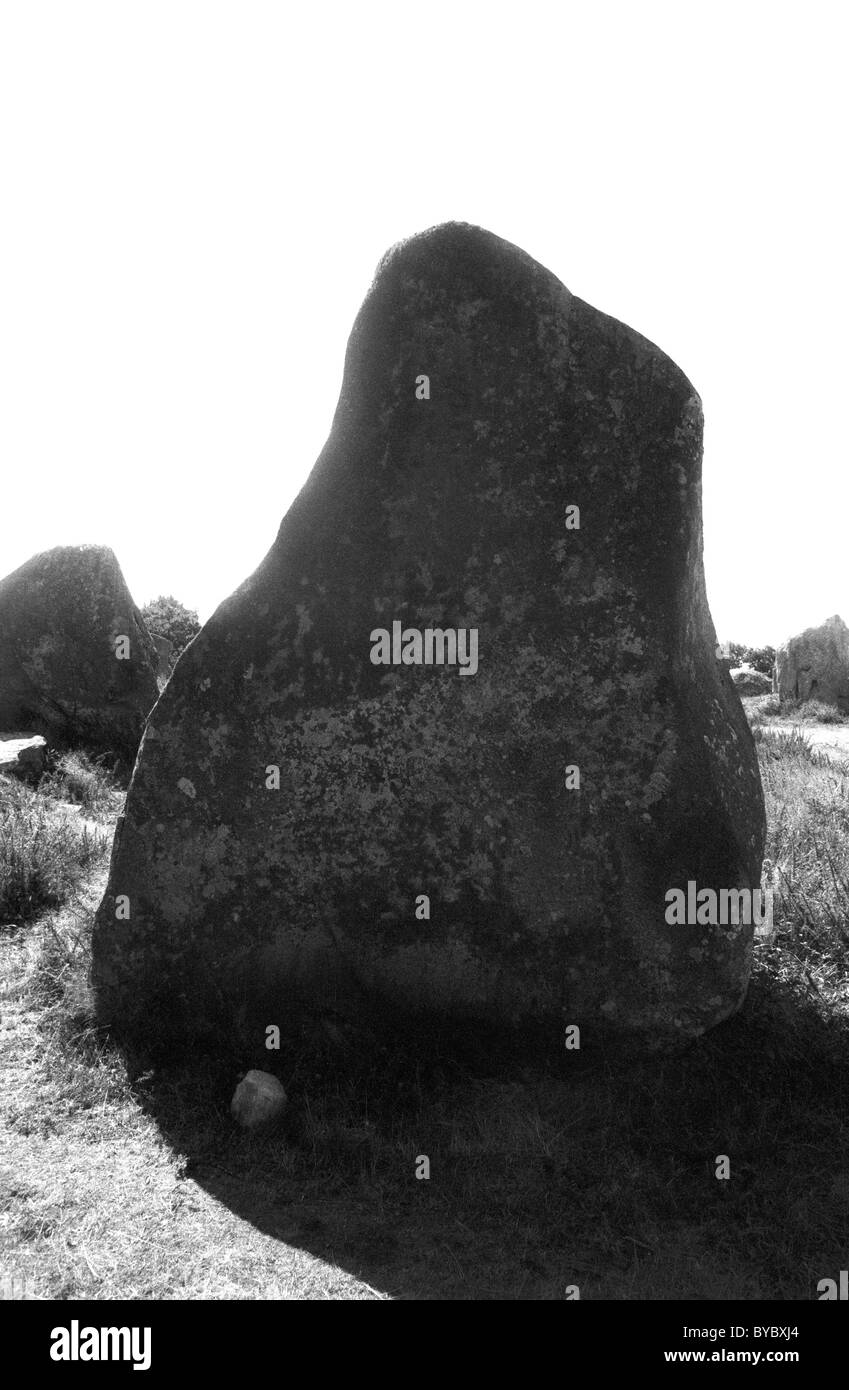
left=0, top=545, right=158, bottom=763
left=92, top=222, right=765, bottom=1054
left=0, top=734, right=47, bottom=783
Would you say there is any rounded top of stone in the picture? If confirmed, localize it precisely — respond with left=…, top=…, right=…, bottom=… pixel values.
left=0, top=544, right=121, bottom=587
left=370, top=220, right=566, bottom=298
left=802, top=613, right=847, bottom=636
left=779, top=613, right=849, bottom=650
left=327, top=221, right=585, bottom=432
left=32, top=542, right=118, bottom=565
left=380, top=219, right=539, bottom=258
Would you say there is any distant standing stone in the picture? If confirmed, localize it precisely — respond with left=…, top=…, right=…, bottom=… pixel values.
left=0, top=546, right=158, bottom=763
left=774, top=615, right=849, bottom=711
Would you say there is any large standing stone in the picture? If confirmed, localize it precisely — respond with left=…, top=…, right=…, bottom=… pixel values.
left=774, top=615, right=849, bottom=711
left=92, top=222, right=765, bottom=1054
left=0, top=546, right=159, bottom=763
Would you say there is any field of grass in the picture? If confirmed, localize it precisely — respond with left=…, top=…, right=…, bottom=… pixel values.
left=1, top=729, right=848, bottom=1300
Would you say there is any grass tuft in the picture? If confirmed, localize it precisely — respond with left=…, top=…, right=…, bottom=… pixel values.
left=41, top=749, right=122, bottom=815
left=0, top=773, right=111, bottom=926
left=756, top=727, right=849, bottom=969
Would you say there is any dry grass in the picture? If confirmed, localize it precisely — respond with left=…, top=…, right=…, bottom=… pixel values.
left=1, top=866, right=380, bottom=1300
left=748, top=694, right=849, bottom=727
left=41, top=749, right=123, bottom=816
left=756, top=726, right=849, bottom=950
left=0, top=774, right=111, bottom=927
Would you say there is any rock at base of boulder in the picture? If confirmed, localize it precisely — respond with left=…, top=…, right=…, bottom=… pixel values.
left=230, top=1070, right=287, bottom=1130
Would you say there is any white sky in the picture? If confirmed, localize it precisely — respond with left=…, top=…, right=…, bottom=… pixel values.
left=1, top=2, right=845, bottom=646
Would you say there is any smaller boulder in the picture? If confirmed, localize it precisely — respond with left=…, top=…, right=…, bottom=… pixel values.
left=730, top=666, right=772, bottom=697
left=230, top=1070, right=287, bottom=1130
left=0, top=734, right=47, bottom=783
left=0, top=545, right=159, bottom=761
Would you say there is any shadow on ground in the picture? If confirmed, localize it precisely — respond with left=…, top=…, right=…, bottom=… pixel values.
left=125, top=966, right=849, bottom=1300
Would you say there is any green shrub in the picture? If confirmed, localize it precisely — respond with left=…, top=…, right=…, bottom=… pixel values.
left=141, top=595, right=201, bottom=668
left=793, top=699, right=848, bottom=724
left=0, top=775, right=110, bottom=926
left=774, top=697, right=848, bottom=724
left=743, top=644, right=776, bottom=676
left=753, top=694, right=849, bottom=725
left=745, top=693, right=781, bottom=727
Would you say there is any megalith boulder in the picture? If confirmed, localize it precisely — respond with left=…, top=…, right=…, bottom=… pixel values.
left=0, top=546, right=159, bottom=763
left=774, top=615, right=849, bottom=711
left=92, top=222, right=766, bottom=1054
